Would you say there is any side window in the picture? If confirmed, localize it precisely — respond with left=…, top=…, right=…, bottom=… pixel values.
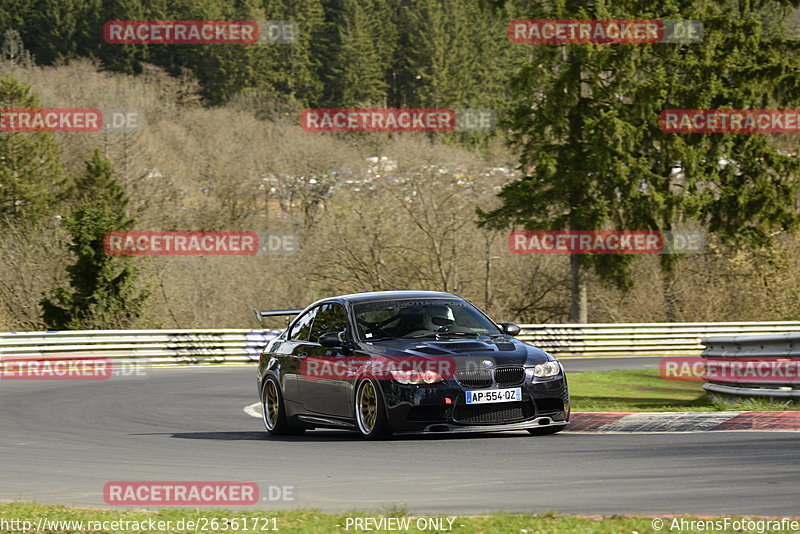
left=309, top=303, right=350, bottom=342
left=288, top=307, right=317, bottom=341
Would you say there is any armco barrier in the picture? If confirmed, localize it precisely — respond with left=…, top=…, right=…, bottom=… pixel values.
left=701, top=333, right=800, bottom=398
left=0, top=329, right=281, bottom=367
left=518, top=321, right=800, bottom=358
left=1, top=322, right=799, bottom=367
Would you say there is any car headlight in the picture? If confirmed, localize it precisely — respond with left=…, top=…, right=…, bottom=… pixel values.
left=532, top=361, right=561, bottom=378
left=389, top=369, right=443, bottom=384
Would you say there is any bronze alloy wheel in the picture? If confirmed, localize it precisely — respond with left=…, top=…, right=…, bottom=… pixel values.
left=356, top=380, right=378, bottom=434
left=261, top=375, right=305, bottom=436
left=263, top=379, right=279, bottom=430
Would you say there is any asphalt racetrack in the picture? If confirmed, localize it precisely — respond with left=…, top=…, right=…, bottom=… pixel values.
left=1, top=363, right=798, bottom=515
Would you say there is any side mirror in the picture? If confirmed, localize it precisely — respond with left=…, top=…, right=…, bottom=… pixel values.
left=498, top=323, right=521, bottom=336
left=318, top=331, right=346, bottom=348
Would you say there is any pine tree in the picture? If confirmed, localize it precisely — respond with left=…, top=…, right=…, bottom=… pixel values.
left=322, top=0, right=393, bottom=106
left=71, top=148, right=132, bottom=226
left=261, top=0, right=326, bottom=106
left=0, top=75, right=64, bottom=225
left=0, top=0, right=37, bottom=54
left=396, top=0, right=523, bottom=144
left=1, top=29, right=34, bottom=66
left=480, top=0, right=800, bottom=321
left=24, top=0, right=101, bottom=65
left=41, top=149, right=148, bottom=329
left=93, top=0, right=149, bottom=75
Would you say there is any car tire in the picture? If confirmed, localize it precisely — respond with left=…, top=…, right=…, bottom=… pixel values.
left=354, top=379, right=392, bottom=440
left=262, top=376, right=305, bottom=436
left=527, top=424, right=565, bottom=436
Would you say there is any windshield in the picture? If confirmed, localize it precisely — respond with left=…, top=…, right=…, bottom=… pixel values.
left=353, top=298, right=500, bottom=341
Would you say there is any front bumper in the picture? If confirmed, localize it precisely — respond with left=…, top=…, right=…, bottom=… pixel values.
left=394, top=416, right=568, bottom=435
left=379, top=376, right=570, bottom=432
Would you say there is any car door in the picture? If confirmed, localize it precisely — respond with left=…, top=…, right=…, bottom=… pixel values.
left=281, top=306, right=318, bottom=404
left=297, top=302, right=354, bottom=417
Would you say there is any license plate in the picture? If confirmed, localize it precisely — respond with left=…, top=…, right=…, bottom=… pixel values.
left=465, top=388, right=522, bottom=405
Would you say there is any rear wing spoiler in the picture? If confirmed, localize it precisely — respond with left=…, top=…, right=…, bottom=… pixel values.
left=254, top=308, right=304, bottom=324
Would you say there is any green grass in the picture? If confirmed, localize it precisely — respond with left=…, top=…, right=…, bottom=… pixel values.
left=569, top=369, right=800, bottom=412
left=1, top=504, right=798, bottom=533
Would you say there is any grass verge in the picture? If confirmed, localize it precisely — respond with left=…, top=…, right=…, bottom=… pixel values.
left=568, top=369, right=800, bottom=412
left=1, top=504, right=799, bottom=533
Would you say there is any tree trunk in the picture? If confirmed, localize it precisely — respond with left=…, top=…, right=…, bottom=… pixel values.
left=662, top=266, right=679, bottom=322
left=484, top=236, right=492, bottom=311
left=569, top=253, right=587, bottom=323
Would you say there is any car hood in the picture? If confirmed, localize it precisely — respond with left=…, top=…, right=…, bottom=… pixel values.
left=358, top=336, right=552, bottom=368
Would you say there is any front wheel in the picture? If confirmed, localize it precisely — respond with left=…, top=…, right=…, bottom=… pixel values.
left=354, top=379, right=392, bottom=440
left=527, top=424, right=565, bottom=436
left=262, top=376, right=305, bottom=436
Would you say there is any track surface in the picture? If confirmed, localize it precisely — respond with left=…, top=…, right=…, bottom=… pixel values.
left=1, top=363, right=798, bottom=515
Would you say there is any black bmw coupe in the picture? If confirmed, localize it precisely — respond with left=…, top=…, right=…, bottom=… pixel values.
left=255, top=291, right=569, bottom=439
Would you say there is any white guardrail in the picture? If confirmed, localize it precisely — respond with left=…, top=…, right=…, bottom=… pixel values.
left=701, top=333, right=800, bottom=398
left=0, top=322, right=798, bottom=366
left=0, top=329, right=282, bottom=367
left=518, top=321, right=800, bottom=358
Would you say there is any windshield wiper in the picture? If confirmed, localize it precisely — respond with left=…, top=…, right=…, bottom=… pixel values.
left=368, top=334, right=442, bottom=341
left=407, top=331, right=488, bottom=339
left=435, top=331, right=485, bottom=337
